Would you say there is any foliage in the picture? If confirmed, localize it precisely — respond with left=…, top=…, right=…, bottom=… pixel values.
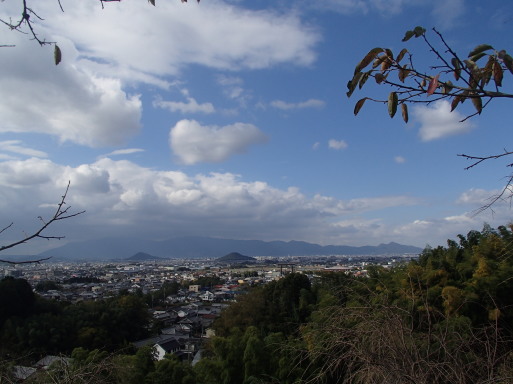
left=348, top=26, right=513, bottom=121
left=348, top=27, right=513, bottom=210
left=0, top=288, right=150, bottom=356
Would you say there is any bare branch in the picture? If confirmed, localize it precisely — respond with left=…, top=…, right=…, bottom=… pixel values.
left=0, top=181, right=85, bottom=264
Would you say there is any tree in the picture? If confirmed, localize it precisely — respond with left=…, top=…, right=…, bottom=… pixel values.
left=1, top=0, right=199, bottom=65
left=348, top=27, right=513, bottom=211
left=0, top=182, right=84, bottom=264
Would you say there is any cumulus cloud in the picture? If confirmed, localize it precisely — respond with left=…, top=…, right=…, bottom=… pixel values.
left=0, top=34, right=142, bottom=147
left=414, top=100, right=474, bottom=141
left=270, top=99, right=325, bottom=110
left=169, top=120, right=268, bottom=164
left=0, top=157, right=432, bottom=253
left=328, top=139, right=348, bottom=150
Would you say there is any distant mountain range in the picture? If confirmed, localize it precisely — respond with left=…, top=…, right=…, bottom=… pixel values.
left=5, top=236, right=422, bottom=262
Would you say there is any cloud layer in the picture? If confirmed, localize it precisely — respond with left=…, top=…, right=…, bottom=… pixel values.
left=169, top=120, right=268, bottom=164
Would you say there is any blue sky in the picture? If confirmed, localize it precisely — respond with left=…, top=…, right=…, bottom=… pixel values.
left=0, top=0, right=512, bottom=255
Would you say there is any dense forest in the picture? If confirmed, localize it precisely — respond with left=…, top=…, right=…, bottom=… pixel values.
left=2, top=223, right=513, bottom=383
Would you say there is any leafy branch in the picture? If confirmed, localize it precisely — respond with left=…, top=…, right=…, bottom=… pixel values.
left=348, top=27, right=513, bottom=122
left=348, top=26, right=513, bottom=211
left=0, top=181, right=85, bottom=264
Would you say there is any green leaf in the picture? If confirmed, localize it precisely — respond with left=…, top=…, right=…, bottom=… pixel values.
left=470, top=52, right=487, bottom=62
left=388, top=92, right=398, bottom=118
left=354, top=98, right=368, bottom=116
left=468, top=44, right=494, bottom=58
left=401, top=103, right=408, bottom=123
left=54, top=45, right=62, bottom=65
left=402, top=30, right=415, bottom=42
left=354, top=48, right=384, bottom=75
left=413, top=26, right=426, bottom=37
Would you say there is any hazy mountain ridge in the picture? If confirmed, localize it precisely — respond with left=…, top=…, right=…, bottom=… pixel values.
left=26, top=236, right=423, bottom=261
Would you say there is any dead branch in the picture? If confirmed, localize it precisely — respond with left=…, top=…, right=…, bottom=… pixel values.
left=0, top=181, right=85, bottom=265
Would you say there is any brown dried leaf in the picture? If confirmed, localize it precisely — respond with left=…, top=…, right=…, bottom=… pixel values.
left=355, top=48, right=384, bottom=75
left=426, top=74, right=439, bottom=96
left=401, top=103, right=408, bottom=123
left=503, top=54, right=513, bottom=75
left=451, top=96, right=461, bottom=112
left=388, top=92, right=398, bottom=118
left=451, top=58, right=461, bottom=80
left=471, top=95, right=482, bottom=114
left=493, top=61, right=503, bottom=87
left=358, top=71, right=370, bottom=89
left=381, top=57, right=392, bottom=71
left=468, top=44, right=494, bottom=58
left=396, top=48, right=408, bottom=64
left=354, top=98, right=368, bottom=116
left=54, top=45, right=62, bottom=65
left=374, top=73, right=386, bottom=84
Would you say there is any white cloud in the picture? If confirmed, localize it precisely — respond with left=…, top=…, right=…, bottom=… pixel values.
left=0, top=34, right=142, bottom=147
left=394, top=156, right=406, bottom=164
left=328, top=139, right=348, bottom=150
left=0, top=141, right=48, bottom=158
left=154, top=94, right=215, bottom=114
left=169, top=120, right=268, bottom=164
left=216, top=75, right=251, bottom=108
left=0, top=157, right=430, bottom=253
left=432, top=0, right=465, bottom=29
left=34, top=1, right=320, bottom=80
left=307, top=0, right=419, bottom=15
left=101, top=149, right=145, bottom=158
left=414, top=100, right=474, bottom=141
left=313, top=142, right=321, bottom=150
left=271, top=99, right=325, bottom=110
left=0, top=156, right=509, bottom=253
